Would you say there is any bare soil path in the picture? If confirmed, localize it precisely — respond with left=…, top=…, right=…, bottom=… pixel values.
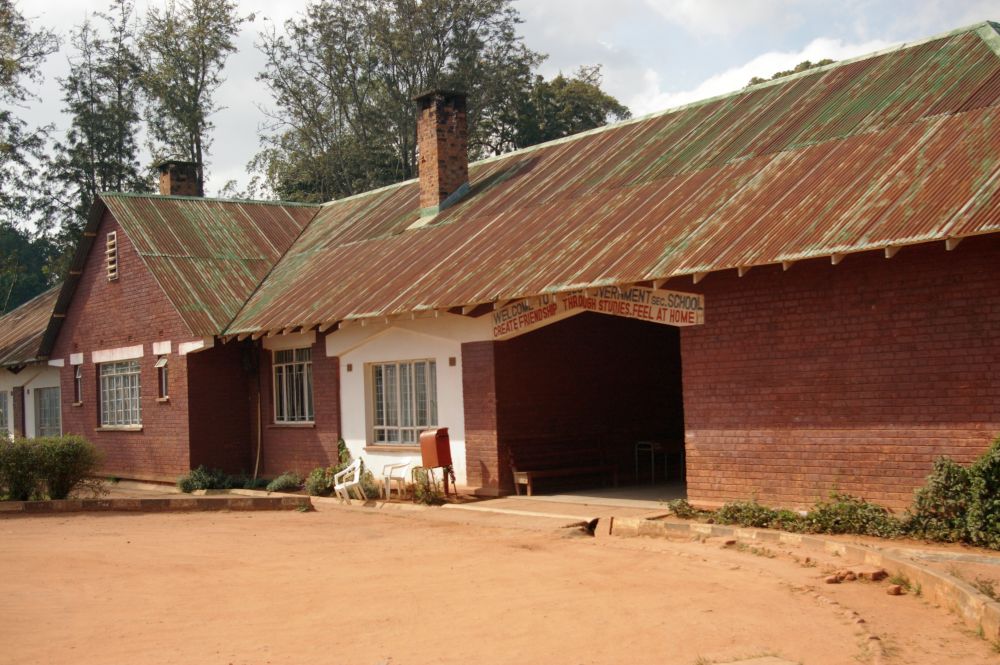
left=0, top=505, right=995, bottom=665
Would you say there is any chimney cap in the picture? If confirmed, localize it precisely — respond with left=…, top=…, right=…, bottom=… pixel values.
left=156, top=159, right=200, bottom=173
left=412, top=89, right=467, bottom=106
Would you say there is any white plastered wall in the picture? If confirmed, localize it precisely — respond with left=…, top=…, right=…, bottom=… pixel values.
left=328, top=314, right=491, bottom=487
left=0, top=364, right=62, bottom=438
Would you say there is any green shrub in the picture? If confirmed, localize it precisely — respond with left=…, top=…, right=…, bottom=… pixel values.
left=359, top=467, right=379, bottom=500
left=0, top=438, right=43, bottom=500
left=176, top=466, right=234, bottom=493
left=266, top=471, right=303, bottom=493
left=967, top=438, right=1000, bottom=549
left=413, top=467, right=445, bottom=505
left=665, top=498, right=698, bottom=519
left=717, top=500, right=780, bottom=528
left=802, top=493, right=903, bottom=538
left=771, top=509, right=805, bottom=532
left=305, top=466, right=335, bottom=496
left=36, top=436, right=102, bottom=499
left=907, top=456, right=971, bottom=542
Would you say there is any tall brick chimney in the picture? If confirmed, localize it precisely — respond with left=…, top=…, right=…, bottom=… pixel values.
left=413, top=90, right=469, bottom=216
left=157, top=160, right=202, bottom=197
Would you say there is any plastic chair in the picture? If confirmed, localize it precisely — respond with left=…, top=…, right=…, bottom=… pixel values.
left=334, top=458, right=365, bottom=503
left=381, top=458, right=413, bottom=500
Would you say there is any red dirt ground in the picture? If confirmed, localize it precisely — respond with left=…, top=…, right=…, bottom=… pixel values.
left=1, top=505, right=996, bottom=665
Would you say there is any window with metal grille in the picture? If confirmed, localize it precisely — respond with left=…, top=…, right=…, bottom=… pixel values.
left=273, top=348, right=313, bottom=423
left=370, top=359, right=437, bottom=445
left=100, top=360, right=141, bottom=426
left=34, top=387, right=61, bottom=437
left=155, top=356, right=169, bottom=399
left=74, top=365, right=82, bottom=403
left=106, top=231, right=118, bottom=280
left=0, top=391, right=9, bottom=438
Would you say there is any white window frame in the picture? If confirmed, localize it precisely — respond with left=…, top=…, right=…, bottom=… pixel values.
left=155, top=355, right=169, bottom=399
left=273, top=348, right=314, bottom=423
left=34, top=387, right=61, bottom=437
left=369, top=359, right=438, bottom=445
left=99, top=359, right=142, bottom=427
left=0, top=391, right=9, bottom=439
left=74, top=365, right=83, bottom=403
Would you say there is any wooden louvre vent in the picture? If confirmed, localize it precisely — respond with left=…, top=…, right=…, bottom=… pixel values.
left=106, top=231, right=119, bottom=281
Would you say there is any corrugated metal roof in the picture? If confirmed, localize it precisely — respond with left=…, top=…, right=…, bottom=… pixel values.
left=101, top=195, right=321, bottom=336
left=226, top=23, right=1000, bottom=334
left=0, top=286, right=60, bottom=367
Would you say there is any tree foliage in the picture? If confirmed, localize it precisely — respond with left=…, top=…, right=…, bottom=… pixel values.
left=44, top=0, right=150, bottom=276
left=253, top=0, right=628, bottom=203
left=748, top=59, right=835, bottom=87
left=0, top=223, right=53, bottom=312
left=141, top=0, right=252, bottom=195
left=0, top=0, right=59, bottom=227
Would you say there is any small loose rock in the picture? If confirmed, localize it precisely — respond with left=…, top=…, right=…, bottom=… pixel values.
left=825, top=575, right=841, bottom=584
left=886, top=584, right=905, bottom=596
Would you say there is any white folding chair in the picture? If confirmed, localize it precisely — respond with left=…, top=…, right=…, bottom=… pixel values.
left=381, top=458, right=413, bottom=500
left=334, top=458, right=365, bottom=503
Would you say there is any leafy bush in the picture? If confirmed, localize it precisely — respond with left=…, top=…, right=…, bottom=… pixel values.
left=771, top=509, right=805, bottom=532
left=176, top=466, right=235, bottom=493
left=907, top=456, right=971, bottom=542
left=1, top=436, right=103, bottom=500
left=802, top=493, right=904, bottom=538
left=664, top=498, right=698, bottom=519
left=0, top=438, right=43, bottom=500
left=717, top=500, right=780, bottom=528
left=305, top=440, right=356, bottom=496
left=966, top=439, right=1000, bottom=549
left=413, top=467, right=445, bottom=505
left=266, top=471, right=303, bottom=493
left=36, top=436, right=102, bottom=499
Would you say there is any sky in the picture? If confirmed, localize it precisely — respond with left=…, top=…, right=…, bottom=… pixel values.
left=24, top=0, right=1000, bottom=196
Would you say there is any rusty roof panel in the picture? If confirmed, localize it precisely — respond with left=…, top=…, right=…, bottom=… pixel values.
left=216, top=23, right=1000, bottom=333
left=0, top=286, right=60, bottom=367
left=101, top=195, right=320, bottom=335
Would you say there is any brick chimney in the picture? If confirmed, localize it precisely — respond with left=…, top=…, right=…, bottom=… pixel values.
left=413, top=90, right=469, bottom=216
left=157, top=160, right=202, bottom=197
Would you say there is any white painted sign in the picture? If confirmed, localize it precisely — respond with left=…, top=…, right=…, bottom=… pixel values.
left=492, top=286, right=704, bottom=339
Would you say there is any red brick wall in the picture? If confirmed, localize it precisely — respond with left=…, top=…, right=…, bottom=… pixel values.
left=187, top=342, right=252, bottom=473
left=461, top=341, right=502, bottom=493
left=51, top=210, right=194, bottom=481
left=680, top=236, right=1000, bottom=510
left=255, top=336, right=342, bottom=477
left=462, top=313, right=684, bottom=494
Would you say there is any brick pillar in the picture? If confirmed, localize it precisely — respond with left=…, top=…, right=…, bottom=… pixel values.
left=461, top=341, right=507, bottom=495
left=11, top=386, right=25, bottom=437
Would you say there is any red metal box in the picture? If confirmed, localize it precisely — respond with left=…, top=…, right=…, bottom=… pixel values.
left=419, top=427, right=452, bottom=468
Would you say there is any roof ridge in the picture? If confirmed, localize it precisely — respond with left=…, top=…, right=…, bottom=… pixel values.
left=100, top=191, right=323, bottom=208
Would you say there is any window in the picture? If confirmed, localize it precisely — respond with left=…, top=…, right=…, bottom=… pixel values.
left=155, top=356, right=169, bottom=399
left=371, top=359, right=437, bottom=445
left=0, top=391, right=9, bottom=439
left=273, top=348, right=313, bottom=423
left=106, top=231, right=119, bottom=280
left=100, top=360, right=141, bottom=427
left=73, top=365, right=82, bottom=403
left=34, top=387, right=61, bottom=437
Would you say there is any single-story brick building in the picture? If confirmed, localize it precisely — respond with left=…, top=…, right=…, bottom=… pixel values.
left=0, top=287, right=62, bottom=440
left=29, top=23, right=1000, bottom=508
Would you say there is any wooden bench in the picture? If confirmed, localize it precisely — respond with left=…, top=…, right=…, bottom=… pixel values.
left=510, top=463, right=618, bottom=496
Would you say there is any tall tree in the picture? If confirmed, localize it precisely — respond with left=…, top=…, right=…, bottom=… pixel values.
left=494, top=66, right=630, bottom=155
left=253, top=0, right=544, bottom=202
left=0, top=224, right=54, bottom=313
left=45, top=0, right=149, bottom=276
left=141, top=0, right=252, bottom=195
left=0, top=0, right=59, bottom=227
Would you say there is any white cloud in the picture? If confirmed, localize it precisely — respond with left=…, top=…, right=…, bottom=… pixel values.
left=628, top=36, right=894, bottom=116
left=642, top=0, right=804, bottom=36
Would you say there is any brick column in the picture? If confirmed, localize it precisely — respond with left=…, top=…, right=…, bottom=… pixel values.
left=461, top=341, right=506, bottom=495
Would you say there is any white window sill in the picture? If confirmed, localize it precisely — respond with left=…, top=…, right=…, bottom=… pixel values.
left=365, top=444, right=421, bottom=453
left=96, top=425, right=143, bottom=432
left=156, top=397, right=170, bottom=403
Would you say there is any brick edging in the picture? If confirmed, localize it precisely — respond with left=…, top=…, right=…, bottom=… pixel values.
left=0, top=495, right=311, bottom=514
left=611, top=517, right=1000, bottom=641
